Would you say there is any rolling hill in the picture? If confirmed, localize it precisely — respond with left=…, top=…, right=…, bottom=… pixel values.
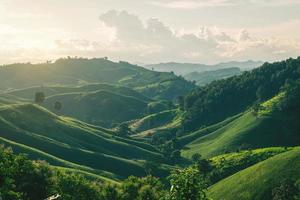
left=0, top=58, right=195, bottom=101
left=181, top=91, right=300, bottom=158
left=181, top=57, right=300, bottom=131
left=208, top=147, right=300, bottom=200
left=0, top=103, right=171, bottom=179
left=43, top=90, right=149, bottom=127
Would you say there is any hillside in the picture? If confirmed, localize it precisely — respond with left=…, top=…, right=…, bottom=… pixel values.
left=181, top=57, right=300, bottom=131
left=0, top=58, right=195, bottom=101
left=130, top=109, right=178, bottom=133
left=208, top=147, right=300, bottom=200
left=0, top=103, right=171, bottom=179
left=43, top=90, right=149, bottom=127
left=184, top=67, right=242, bottom=86
left=5, top=83, right=150, bottom=102
left=181, top=91, right=300, bottom=158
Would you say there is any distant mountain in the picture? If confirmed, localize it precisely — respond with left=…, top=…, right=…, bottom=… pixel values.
left=145, top=60, right=263, bottom=75
left=184, top=67, right=242, bottom=86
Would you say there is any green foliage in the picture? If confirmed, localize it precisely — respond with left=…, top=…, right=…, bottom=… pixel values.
left=116, top=123, right=132, bottom=137
left=0, top=146, right=168, bottom=200
left=168, top=167, right=209, bottom=200
left=119, top=176, right=166, bottom=200
left=272, top=179, right=300, bottom=200
left=208, top=148, right=300, bottom=200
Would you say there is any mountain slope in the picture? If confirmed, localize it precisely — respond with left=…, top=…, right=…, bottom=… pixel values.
left=43, top=90, right=149, bottom=127
left=5, top=83, right=150, bottom=102
left=145, top=60, right=262, bottom=75
left=182, top=57, right=300, bottom=131
left=182, top=91, right=300, bottom=158
left=208, top=147, right=300, bottom=200
left=184, top=67, right=242, bottom=86
left=0, top=58, right=195, bottom=101
left=0, top=103, right=170, bottom=178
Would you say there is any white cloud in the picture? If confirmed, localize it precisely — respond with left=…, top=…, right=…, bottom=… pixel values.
left=97, top=10, right=300, bottom=63
left=149, top=0, right=300, bottom=9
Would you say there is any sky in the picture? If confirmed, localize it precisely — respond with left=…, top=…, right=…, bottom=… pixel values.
left=0, top=0, right=300, bottom=65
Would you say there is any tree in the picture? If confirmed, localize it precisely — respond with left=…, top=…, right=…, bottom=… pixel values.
left=54, top=101, right=62, bottom=111
left=35, top=92, right=45, bottom=104
left=101, top=183, right=119, bottom=200
left=191, top=153, right=202, bottom=163
left=116, top=123, right=131, bottom=137
left=272, top=179, right=299, bottom=200
left=168, top=167, right=208, bottom=200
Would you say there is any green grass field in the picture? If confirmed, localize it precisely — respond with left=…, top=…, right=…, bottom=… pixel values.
left=181, top=94, right=300, bottom=158
left=208, top=147, right=300, bottom=200
left=0, top=103, right=172, bottom=179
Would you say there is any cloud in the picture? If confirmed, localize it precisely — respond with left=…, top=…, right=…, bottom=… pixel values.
left=96, top=10, right=300, bottom=63
left=0, top=8, right=299, bottom=65
left=149, top=0, right=300, bottom=9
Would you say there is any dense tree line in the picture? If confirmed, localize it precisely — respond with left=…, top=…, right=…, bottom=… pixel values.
left=0, top=146, right=209, bottom=200
left=181, top=57, right=300, bottom=131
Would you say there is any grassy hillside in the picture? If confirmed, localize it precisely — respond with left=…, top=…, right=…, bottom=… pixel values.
left=5, top=83, right=150, bottom=102
left=182, top=92, right=300, bottom=158
left=0, top=103, right=171, bottom=178
left=208, top=147, right=300, bottom=200
left=135, top=77, right=195, bottom=101
left=130, top=109, right=178, bottom=132
left=43, top=90, right=149, bottom=127
left=0, top=58, right=195, bottom=101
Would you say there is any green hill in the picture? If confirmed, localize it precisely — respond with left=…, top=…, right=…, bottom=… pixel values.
left=182, top=91, right=300, bottom=158
left=181, top=57, right=300, bottom=131
left=208, top=147, right=300, bottom=200
left=5, top=83, right=150, bottom=102
left=43, top=90, right=149, bottom=127
left=0, top=103, right=171, bottom=179
left=130, top=109, right=178, bottom=133
left=0, top=58, right=195, bottom=101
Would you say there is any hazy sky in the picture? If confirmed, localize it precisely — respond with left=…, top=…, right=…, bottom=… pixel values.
left=1, top=0, right=300, bottom=64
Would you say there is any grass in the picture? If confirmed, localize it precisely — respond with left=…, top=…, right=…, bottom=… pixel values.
left=207, top=147, right=291, bottom=184
left=208, top=147, right=300, bottom=200
left=182, top=109, right=300, bottom=159
left=0, top=103, right=171, bottom=179
left=43, top=90, right=149, bottom=127
left=130, top=109, right=178, bottom=132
